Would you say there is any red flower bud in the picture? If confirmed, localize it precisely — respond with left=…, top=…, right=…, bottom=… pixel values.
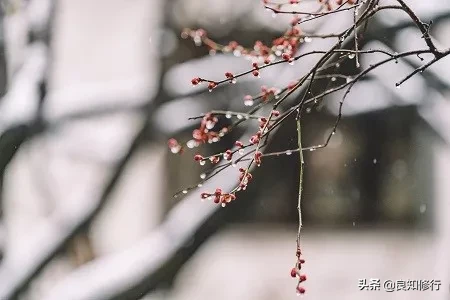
left=191, top=77, right=201, bottom=85
left=282, top=53, right=291, bottom=61
left=296, top=286, right=306, bottom=294
left=208, top=82, right=217, bottom=90
left=235, top=141, right=244, bottom=148
left=290, top=268, right=297, bottom=278
left=250, top=135, right=260, bottom=145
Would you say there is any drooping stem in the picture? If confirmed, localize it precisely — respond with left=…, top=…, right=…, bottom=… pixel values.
left=296, top=117, right=305, bottom=250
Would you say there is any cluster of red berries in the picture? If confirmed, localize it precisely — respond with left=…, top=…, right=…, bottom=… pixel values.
left=192, top=113, right=228, bottom=145
left=238, top=168, right=253, bottom=190
left=273, top=29, right=301, bottom=60
left=254, top=151, right=263, bottom=166
left=201, top=189, right=236, bottom=207
left=249, top=132, right=262, bottom=145
left=261, top=85, right=279, bottom=101
left=194, top=154, right=220, bottom=165
left=249, top=110, right=279, bottom=145
left=252, top=62, right=261, bottom=77
left=265, top=0, right=356, bottom=12
left=191, top=77, right=218, bottom=91
left=183, top=27, right=301, bottom=68
left=241, top=85, right=279, bottom=107
left=291, top=248, right=307, bottom=294
left=321, top=0, right=356, bottom=12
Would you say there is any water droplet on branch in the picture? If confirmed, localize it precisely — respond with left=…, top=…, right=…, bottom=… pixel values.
left=244, top=99, right=254, bottom=106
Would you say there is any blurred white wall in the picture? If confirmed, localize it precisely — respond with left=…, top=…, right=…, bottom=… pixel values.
left=1, top=0, right=165, bottom=298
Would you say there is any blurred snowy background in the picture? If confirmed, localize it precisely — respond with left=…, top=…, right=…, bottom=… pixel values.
left=0, top=0, right=449, bottom=299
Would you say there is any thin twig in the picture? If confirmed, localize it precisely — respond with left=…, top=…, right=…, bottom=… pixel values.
left=295, top=118, right=304, bottom=250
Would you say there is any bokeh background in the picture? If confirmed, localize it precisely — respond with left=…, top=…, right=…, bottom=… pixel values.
left=0, top=0, right=449, bottom=299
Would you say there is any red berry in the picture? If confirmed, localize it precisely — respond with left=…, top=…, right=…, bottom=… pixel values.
left=296, top=286, right=306, bottom=294
left=282, top=53, right=291, bottom=61
left=191, top=77, right=201, bottom=85
left=210, top=156, right=220, bottom=164
left=208, top=82, right=217, bottom=90
left=235, top=141, right=244, bottom=148
left=250, top=135, right=260, bottom=145
left=290, top=268, right=297, bottom=278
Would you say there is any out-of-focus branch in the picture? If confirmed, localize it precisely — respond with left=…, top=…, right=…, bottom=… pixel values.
left=42, top=128, right=259, bottom=300
left=0, top=0, right=54, bottom=267
left=0, top=119, right=149, bottom=299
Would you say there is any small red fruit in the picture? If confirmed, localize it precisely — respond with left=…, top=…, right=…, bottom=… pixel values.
left=290, top=268, right=297, bottom=278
